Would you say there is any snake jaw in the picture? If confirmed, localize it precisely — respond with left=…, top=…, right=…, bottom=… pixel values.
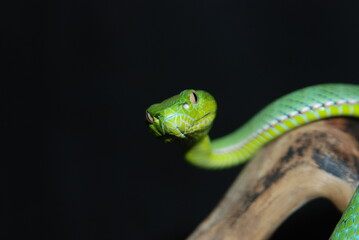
left=148, top=123, right=163, bottom=137
left=147, top=113, right=187, bottom=142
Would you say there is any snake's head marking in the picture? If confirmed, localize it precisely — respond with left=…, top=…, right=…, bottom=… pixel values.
left=146, top=89, right=217, bottom=143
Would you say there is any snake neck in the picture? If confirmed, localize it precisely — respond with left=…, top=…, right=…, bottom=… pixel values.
left=185, top=135, right=250, bottom=169
left=185, top=135, right=211, bottom=167
left=183, top=84, right=359, bottom=169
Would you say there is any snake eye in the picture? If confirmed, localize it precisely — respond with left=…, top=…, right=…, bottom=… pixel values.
left=189, top=92, right=198, bottom=104
left=146, top=112, right=154, bottom=124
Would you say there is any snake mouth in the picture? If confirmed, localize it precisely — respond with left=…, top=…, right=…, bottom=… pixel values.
left=148, top=120, right=185, bottom=142
left=148, top=110, right=216, bottom=142
left=166, top=111, right=216, bottom=138
left=195, top=111, right=216, bottom=123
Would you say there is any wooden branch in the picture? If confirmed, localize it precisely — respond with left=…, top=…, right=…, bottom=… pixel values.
left=187, top=118, right=359, bottom=240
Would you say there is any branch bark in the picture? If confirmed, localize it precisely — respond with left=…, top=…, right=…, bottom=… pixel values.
left=187, top=118, right=359, bottom=240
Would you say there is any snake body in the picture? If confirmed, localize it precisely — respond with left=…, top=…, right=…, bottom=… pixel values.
left=146, top=83, right=359, bottom=239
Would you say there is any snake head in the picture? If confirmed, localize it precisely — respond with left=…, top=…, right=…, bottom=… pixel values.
left=146, top=89, right=217, bottom=143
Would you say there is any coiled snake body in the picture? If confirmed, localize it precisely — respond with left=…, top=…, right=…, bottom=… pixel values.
left=146, top=83, right=359, bottom=239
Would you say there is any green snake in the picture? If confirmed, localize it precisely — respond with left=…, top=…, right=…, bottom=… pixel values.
left=146, top=83, right=359, bottom=239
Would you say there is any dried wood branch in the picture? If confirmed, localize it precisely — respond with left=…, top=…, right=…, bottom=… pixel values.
left=187, top=118, right=359, bottom=240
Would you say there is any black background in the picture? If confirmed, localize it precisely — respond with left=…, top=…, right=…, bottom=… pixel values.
left=3, top=0, right=359, bottom=239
